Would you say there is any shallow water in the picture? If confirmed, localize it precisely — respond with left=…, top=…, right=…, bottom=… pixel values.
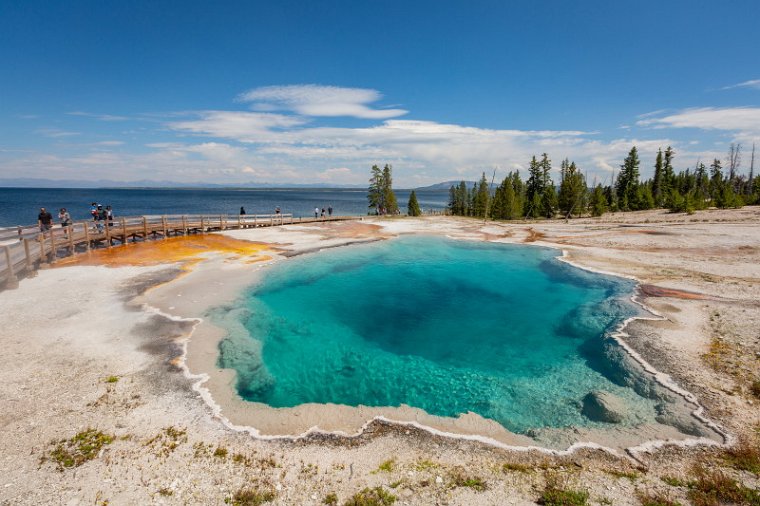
left=217, top=237, right=673, bottom=434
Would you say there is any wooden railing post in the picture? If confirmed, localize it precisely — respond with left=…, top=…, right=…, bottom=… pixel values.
left=253, top=215, right=257, bottom=227
left=219, top=215, right=224, bottom=230
left=142, top=217, right=148, bottom=239
left=120, top=217, right=127, bottom=244
left=182, top=216, right=188, bottom=235
left=105, top=220, right=112, bottom=248
left=3, top=245, right=19, bottom=289
left=68, top=225, right=75, bottom=254
left=23, top=239, right=36, bottom=277
left=162, top=216, right=168, bottom=238
left=48, top=230, right=57, bottom=263
left=38, top=235, right=49, bottom=269
left=200, top=216, right=205, bottom=234
left=238, top=214, right=242, bottom=228
left=84, top=223, right=91, bottom=251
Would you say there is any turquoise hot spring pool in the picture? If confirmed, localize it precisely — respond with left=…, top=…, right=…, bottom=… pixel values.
left=216, top=236, right=679, bottom=434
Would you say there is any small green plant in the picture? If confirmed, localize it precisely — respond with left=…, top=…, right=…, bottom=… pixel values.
left=750, top=380, right=760, bottom=399
left=377, top=459, right=395, bottom=472
left=104, top=376, right=119, bottom=383
left=47, top=428, right=115, bottom=470
left=724, top=437, right=760, bottom=475
left=225, top=487, right=276, bottom=506
left=661, top=476, right=691, bottom=487
left=157, top=488, right=173, bottom=497
left=451, top=471, right=487, bottom=491
left=145, top=426, right=186, bottom=456
left=342, top=487, right=396, bottom=506
left=606, top=469, right=640, bottom=481
left=414, top=459, right=439, bottom=471
left=538, top=476, right=588, bottom=506
left=687, top=465, right=760, bottom=506
left=214, top=446, right=228, bottom=458
left=232, top=453, right=250, bottom=465
left=502, top=462, right=533, bottom=473
left=637, top=490, right=682, bottom=506
left=323, top=492, right=338, bottom=505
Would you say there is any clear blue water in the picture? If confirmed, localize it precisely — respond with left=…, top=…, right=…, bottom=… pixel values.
left=0, top=187, right=449, bottom=227
left=217, top=236, right=666, bottom=434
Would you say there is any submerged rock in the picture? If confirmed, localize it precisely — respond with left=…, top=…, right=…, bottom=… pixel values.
left=582, top=391, right=628, bottom=423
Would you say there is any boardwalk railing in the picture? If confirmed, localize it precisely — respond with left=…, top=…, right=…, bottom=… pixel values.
left=0, top=213, right=357, bottom=289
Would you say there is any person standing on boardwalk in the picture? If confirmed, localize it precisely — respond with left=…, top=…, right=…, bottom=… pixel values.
left=328, top=205, right=333, bottom=217
left=38, top=207, right=53, bottom=232
left=90, top=202, right=98, bottom=221
left=314, top=207, right=319, bottom=218
left=240, top=206, right=246, bottom=215
left=95, top=205, right=106, bottom=232
left=321, top=207, right=325, bottom=217
left=59, top=208, right=71, bottom=238
left=105, top=205, right=114, bottom=226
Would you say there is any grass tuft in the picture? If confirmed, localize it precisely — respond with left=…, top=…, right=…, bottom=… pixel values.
left=323, top=492, right=338, bottom=505
left=225, top=487, right=276, bottom=506
left=342, top=487, right=396, bottom=506
left=538, top=475, right=588, bottom=506
left=687, top=465, right=760, bottom=506
left=104, top=375, right=119, bottom=383
left=724, top=437, right=760, bottom=475
left=377, top=459, right=395, bottom=472
left=47, top=428, right=115, bottom=471
left=450, top=470, right=487, bottom=491
left=637, top=490, right=683, bottom=506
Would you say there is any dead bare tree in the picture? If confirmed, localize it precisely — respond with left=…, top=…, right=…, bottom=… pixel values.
left=727, top=142, right=742, bottom=182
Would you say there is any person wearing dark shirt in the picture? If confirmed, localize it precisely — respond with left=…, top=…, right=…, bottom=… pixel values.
left=38, top=208, right=53, bottom=232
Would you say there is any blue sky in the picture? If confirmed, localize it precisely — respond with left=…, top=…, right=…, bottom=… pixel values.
left=1, top=0, right=759, bottom=187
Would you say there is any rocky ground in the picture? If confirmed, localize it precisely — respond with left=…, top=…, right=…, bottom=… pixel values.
left=0, top=208, right=759, bottom=505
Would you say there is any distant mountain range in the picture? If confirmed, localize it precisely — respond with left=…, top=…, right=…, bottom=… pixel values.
left=415, top=180, right=496, bottom=191
left=0, top=177, right=485, bottom=191
left=0, top=178, right=366, bottom=189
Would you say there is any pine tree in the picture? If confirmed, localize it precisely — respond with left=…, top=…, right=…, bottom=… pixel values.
left=616, top=147, right=641, bottom=211
left=407, top=190, right=421, bottom=216
left=525, top=156, right=543, bottom=217
left=382, top=164, right=399, bottom=214
left=368, top=164, right=384, bottom=213
left=652, top=148, right=664, bottom=206
left=590, top=184, right=607, bottom=217
left=662, top=146, right=675, bottom=207
left=473, top=173, right=490, bottom=218
left=558, top=161, right=586, bottom=218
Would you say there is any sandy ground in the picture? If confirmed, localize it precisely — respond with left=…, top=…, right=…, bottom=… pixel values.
left=1, top=208, right=759, bottom=505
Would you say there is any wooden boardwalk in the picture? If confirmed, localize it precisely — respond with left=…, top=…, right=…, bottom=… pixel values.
left=0, top=213, right=359, bottom=289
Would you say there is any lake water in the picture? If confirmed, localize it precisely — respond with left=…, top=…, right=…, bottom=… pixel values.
left=216, top=236, right=671, bottom=434
left=0, top=187, right=450, bottom=227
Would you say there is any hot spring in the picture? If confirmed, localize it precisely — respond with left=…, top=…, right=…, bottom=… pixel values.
left=214, top=236, right=714, bottom=441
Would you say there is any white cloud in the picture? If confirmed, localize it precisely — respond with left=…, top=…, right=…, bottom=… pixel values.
left=636, top=107, right=760, bottom=139
left=169, top=111, right=307, bottom=141
left=238, top=84, right=408, bottom=119
left=721, top=79, right=760, bottom=90
left=36, top=128, right=80, bottom=138
left=68, top=111, right=130, bottom=121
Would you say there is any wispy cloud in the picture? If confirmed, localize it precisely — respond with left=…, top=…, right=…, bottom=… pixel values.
left=636, top=107, right=760, bottom=133
left=169, top=111, right=307, bottom=141
left=35, top=128, right=80, bottom=138
left=721, top=79, right=760, bottom=90
left=68, top=111, right=130, bottom=121
left=238, top=84, right=408, bottom=119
